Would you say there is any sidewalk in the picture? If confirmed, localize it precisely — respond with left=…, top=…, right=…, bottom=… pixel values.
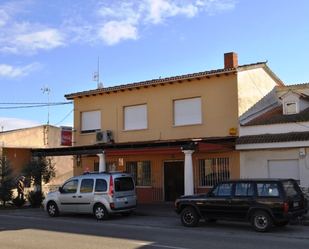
left=133, top=203, right=309, bottom=226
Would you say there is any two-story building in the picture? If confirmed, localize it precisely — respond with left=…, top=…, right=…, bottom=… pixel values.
left=57, top=52, right=284, bottom=203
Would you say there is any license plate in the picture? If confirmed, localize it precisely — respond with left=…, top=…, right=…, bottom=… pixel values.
left=117, top=197, right=127, bottom=202
left=293, top=202, right=299, bottom=208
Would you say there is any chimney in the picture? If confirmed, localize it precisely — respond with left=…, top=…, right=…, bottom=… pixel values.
left=224, top=52, right=238, bottom=69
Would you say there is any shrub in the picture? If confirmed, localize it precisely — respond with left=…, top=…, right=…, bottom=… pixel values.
left=27, top=191, right=45, bottom=208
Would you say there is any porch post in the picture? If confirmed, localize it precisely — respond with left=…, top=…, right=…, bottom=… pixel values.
left=182, top=150, right=194, bottom=195
left=97, top=151, right=106, bottom=172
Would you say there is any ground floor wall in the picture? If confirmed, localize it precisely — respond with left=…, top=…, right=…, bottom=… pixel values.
left=73, top=149, right=240, bottom=203
left=240, top=148, right=309, bottom=207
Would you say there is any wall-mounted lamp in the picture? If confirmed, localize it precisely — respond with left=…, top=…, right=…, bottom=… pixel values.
left=77, top=155, right=81, bottom=167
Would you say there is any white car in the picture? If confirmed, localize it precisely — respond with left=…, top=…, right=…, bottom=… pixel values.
left=44, top=171, right=137, bottom=220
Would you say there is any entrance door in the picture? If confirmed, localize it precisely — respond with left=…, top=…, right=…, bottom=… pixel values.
left=164, top=161, right=184, bottom=202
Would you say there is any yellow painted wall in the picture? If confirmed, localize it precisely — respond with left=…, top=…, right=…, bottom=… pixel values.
left=73, top=75, right=239, bottom=146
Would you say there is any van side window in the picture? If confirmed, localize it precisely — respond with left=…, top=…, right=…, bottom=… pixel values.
left=80, top=179, right=94, bottom=193
left=62, top=180, right=78, bottom=193
left=95, top=179, right=107, bottom=192
left=235, top=183, right=254, bottom=196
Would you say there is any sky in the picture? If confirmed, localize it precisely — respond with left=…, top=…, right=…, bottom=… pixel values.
left=1, top=0, right=309, bottom=132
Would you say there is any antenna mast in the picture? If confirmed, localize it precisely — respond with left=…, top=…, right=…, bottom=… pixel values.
left=93, top=57, right=100, bottom=88
left=41, top=86, right=50, bottom=125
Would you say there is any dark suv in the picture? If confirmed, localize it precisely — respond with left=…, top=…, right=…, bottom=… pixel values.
left=174, top=178, right=307, bottom=232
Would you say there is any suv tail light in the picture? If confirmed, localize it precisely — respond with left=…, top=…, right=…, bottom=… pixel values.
left=109, top=175, right=114, bottom=197
left=284, top=202, right=289, bottom=212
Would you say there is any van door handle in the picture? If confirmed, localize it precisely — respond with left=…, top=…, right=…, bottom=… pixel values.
left=78, top=196, right=82, bottom=198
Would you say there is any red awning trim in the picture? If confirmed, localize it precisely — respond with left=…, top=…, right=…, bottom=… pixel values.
left=198, top=143, right=232, bottom=151
left=105, top=147, right=182, bottom=156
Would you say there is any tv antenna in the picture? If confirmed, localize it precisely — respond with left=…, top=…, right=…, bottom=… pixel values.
left=41, top=85, right=50, bottom=124
left=93, top=57, right=103, bottom=89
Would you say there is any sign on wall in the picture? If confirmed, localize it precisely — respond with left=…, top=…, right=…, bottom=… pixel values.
left=60, top=126, right=72, bottom=146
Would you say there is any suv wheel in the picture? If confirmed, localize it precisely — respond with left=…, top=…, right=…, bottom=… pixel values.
left=251, top=211, right=273, bottom=232
left=180, top=207, right=199, bottom=227
left=47, top=201, right=59, bottom=217
left=94, top=204, right=109, bottom=220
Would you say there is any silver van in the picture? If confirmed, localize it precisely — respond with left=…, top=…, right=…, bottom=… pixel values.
left=44, top=171, right=137, bottom=220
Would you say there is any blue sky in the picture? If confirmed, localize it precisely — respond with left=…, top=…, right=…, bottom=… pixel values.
left=1, top=0, right=309, bottom=131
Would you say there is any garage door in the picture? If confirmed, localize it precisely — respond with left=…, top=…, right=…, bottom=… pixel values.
left=268, top=160, right=300, bottom=180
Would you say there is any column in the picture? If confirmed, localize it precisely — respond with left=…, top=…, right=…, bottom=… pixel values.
left=182, top=150, right=194, bottom=195
left=97, top=151, right=106, bottom=172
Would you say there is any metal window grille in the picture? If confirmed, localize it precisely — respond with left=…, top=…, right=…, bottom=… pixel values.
left=198, top=158, right=230, bottom=186
left=126, top=161, right=151, bottom=186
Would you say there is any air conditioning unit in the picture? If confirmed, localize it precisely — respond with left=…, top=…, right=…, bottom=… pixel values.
left=96, top=130, right=112, bottom=143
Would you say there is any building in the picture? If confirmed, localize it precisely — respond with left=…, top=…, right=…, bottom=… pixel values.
left=0, top=125, right=73, bottom=194
left=236, top=84, right=309, bottom=198
left=51, top=52, right=283, bottom=204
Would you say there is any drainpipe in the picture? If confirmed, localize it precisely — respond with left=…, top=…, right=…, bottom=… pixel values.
left=97, top=151, right=106, bottom=172
left=182, top=150, right=194, bottom=195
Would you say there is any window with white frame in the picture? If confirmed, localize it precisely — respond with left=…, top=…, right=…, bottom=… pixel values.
left=124, top=104, right=147, bottom=130
left=126, top=161, right=151, bottom=186
left=81, top=110, right=101, bottom=134
left=174, top=97, right=202, bottom=126
left=198, top=158, right=230, bottom=186
left=284, top=102, right=297, bottom=114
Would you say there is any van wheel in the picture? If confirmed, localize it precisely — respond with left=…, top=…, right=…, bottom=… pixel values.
left=47, top=201, right=59, bottom=217
left=251, top=211, right=273, bottom=232
left=180, top=207, right=199, bottom=227
left=94, top=204, right=109, bottom=220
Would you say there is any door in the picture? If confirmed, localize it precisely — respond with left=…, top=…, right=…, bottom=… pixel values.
left=58, top=179, right=79, bottom=212
left=164, top=161, right=184, bottom=202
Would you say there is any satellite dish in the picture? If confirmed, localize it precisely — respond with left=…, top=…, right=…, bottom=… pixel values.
left=98, top=82, right=104, bottom=89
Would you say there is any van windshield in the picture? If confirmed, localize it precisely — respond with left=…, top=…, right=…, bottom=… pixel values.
left=114, top=177, right=134, bottom=191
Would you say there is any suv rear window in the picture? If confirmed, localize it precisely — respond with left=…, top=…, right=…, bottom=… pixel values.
left=114, top=177, right=134, bottom=191
left=281, top=180, right=298, bottom=196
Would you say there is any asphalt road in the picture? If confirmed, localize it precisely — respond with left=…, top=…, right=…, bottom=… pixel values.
left=0, top=209, right=309, bottom=249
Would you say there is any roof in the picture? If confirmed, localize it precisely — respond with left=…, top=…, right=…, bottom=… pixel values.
left=65, top=62, right=283, bottom=100
left=236, top=131, right=309, bottom=145
left=279, top=89, right=309, bottom=100
left=241, top=106, right=309, bottom=126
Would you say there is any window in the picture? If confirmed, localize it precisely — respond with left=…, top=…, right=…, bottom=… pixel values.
left=212, top=183, right=233, bottom=197
left=198, top=158, right=230, bottom=186
left=124, top=104, right=147, bottom=130
left=126, top=161, right=151, bottom=186
left=95, top=179, right=107, bottom=192
left=94, top=162, right=117, bottom=172
left=257, top=183, right=280, bottom=197
left=235, top=183, right=254, bottom=196
left=114, top=177, right=135, bottom=191
left=80, top=179, right=94, bottom=193
left=284, top=102, right=297, bottom=114
left=81, top=110, right=101, bottom=134
left=62, top=180, right=78, bottom=193
left=174, top=97, right=202, bottom=126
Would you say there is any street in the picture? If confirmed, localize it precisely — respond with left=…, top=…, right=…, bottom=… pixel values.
left=0, top=209, right=308, bottom=249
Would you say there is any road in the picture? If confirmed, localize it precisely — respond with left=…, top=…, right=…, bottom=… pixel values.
left=0, top=209, right=308, bottom=249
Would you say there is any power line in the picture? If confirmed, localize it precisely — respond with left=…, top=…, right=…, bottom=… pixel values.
left=0, top=102, right=73, bottom=109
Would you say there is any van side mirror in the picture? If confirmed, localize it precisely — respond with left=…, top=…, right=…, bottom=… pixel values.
left=58, top=187, right=63, bottom=193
